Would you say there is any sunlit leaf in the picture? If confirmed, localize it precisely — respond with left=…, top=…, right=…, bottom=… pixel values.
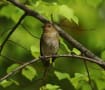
left=59, top=38, right=71, bottom=54
left=22, top=65, right=37, bottom=81
left=33, top=1, right=78, bottom=24
left=71, top=73, right=88, bottom=88
left=30, top=45, right=40, bottom=58
left=0, top=5, right=23, bottom=22
left=10, top=79, right=20, bottom=86
left=7, top=64, right=20, bottom=73
left=0, top=79, right=20, bottom=88
left=40, top=84, right=61, bottom=90
left=0, top=80, right=13, bottom=88
left=101, top=50, right=105, bottom=60
left=54, top=70, right=70, bottom=80
left=58, top=5, right=78, bottom=24
left=72, top=48, right=81, bottom=55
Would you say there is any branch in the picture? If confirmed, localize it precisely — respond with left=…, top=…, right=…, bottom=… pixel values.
left=0, top=54, right=105, bottom=81
left=7, top=0, right=48, bottom=23
left=8, top=40, right=30, bottom=52
left=7, top=0, right=103, bottom=62
left=83, top=61, right=93, bottom=89
left=0, top=12, right=27, bottom=54
left=0, top=57, right=39, bottom=82
left=21, top=24, right=40, bottom=39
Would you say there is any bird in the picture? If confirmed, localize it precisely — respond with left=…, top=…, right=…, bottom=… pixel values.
left=40, top=22, right=59, bottom=67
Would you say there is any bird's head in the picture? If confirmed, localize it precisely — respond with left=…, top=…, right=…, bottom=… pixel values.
left=42, top=23, right=55, bottom=32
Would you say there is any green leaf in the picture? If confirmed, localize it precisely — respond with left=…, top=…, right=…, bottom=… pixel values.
left=40, top=84, right=61, bottom=90
left=101, top=50, right=105, bottom=60
left=0, top=5, right=23, bottom=22
left=60, top=38, right=71, bottom=54
left=71, top=73, right=88, bottom=88
left=54, top=70, right=70, bottom=80
left=33, top=1, right=78, bottom=24
left=58, top=5, right=78, bottom=24
left=22, top=65, right=37, bottom=81
left=7, top=64, right=20, bottom=73
left=10, top=79, right=20, bottom=86
left=0, top=80, right=13, bottom=88
left=45, top=84, right=61, bottom=90
left=30, top=45, right=40, bottom=58
left=72, top=48, right=81, bottom=55
left=0, top=79, right=19, bottom=88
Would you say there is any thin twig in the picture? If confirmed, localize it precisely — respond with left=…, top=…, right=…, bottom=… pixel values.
left=8, top=40, right=30, bottom=52
left=1, top=54, right=24, bottom=64
left=0, top=54, right=105, bottom=82
left=7, top=0, right=49, bottom=23
left=21, top=24, right=40, bottom=39
left=0, top=58, right=38, bottom=82
left=83, top=61, right=94, bottom=90
left=0, top=12, right=27, bottom=54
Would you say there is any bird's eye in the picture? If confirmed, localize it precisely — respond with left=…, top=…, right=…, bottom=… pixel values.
left=47, top=24, right=51, bottom=28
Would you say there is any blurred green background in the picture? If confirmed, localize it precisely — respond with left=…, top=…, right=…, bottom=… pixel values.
left=0, top=0, right=105, bottom=90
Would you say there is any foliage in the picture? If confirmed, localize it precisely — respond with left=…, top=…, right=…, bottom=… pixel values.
left=22, top=65, right=37, bottom=81
left=0, top=0, right=105, bottom=90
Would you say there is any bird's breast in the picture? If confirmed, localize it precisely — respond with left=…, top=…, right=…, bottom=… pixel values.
left=41, top=32, right=59, bottom=55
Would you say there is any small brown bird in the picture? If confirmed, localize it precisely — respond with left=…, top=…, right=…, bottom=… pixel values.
left=40, top=22, right=59, bottom=67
